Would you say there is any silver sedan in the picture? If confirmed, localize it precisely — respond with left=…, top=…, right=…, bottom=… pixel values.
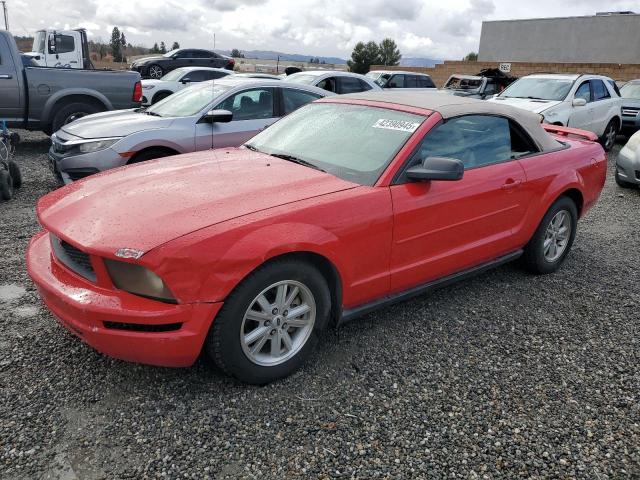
left=48, top=78, right=333, bottom=183
left=283, top=70, right=381, bottom=94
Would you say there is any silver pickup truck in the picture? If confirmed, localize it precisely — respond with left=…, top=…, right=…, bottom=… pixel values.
left=0, top=30, right=142, bottom=135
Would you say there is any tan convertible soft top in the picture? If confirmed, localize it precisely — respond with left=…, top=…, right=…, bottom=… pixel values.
left=339, top=91, right=561, bottom=152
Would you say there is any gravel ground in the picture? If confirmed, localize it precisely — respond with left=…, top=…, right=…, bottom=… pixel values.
left=0, top=130, right=639, bottom=480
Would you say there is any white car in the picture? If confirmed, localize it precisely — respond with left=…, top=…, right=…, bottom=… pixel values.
left=283, top=70, right=381, bottom=94
left=489, top=74, right=622, bottom=151
left=141, top=67, right=233, bottom=105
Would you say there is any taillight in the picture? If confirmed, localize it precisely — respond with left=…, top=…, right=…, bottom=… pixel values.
left=133, top=81, right=142, bottom=103
left=229, top=58, right=235, bottom=65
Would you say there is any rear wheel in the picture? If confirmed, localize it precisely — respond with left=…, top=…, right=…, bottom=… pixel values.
left=151, top=91, right=172, bottom=104
left=51, top=103, right=101, bottom=134
left=0, top=170, right=14, bottom=200
left=205, top=259, right=331, bottom=384
left=600, top=119, right=618, bottom=152
left=522, top=196, right=577, bottom=274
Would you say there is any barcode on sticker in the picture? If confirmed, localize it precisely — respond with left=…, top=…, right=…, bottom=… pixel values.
left=372, top=119, right=420, bottom=133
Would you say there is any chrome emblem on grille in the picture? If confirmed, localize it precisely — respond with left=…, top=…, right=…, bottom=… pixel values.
left=115, top=248, right=145, bottom=260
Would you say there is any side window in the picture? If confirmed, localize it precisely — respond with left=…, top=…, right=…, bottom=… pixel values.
left=591, top=80, right=611, bottom=101
left=358, top=79, right=373, bottom=91
left=407, top=115, right=537, bottom=171
left=54, top=35, right=75, bottom=54
left=483, top=82, right=498, bottom=95
left=574, top=82, right=592, bottom=102
left=193, top=50, right=212, bottom=59
left=282, top=88, right=322, bottom=114
left=185, top=70, right=207, bottom=82
left=418, top=76, right=435, bottom=88
left=607, top=79, right=621, bottom=96
left=405, top=75, right=418, bottom=88
left=218, top=88, right=275, bottom=120
left=339, top=76, right=366, bottom=94
left=387, top=74, right=405, bottom=88
left=207, top=71, right=229, bottom=80
left=316, top=77, right=337, bottom=93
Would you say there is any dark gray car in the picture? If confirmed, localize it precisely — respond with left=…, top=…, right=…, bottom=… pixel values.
left=48, top=78, right=332, bottom=183
left=131, top=49, right=234, bottom=79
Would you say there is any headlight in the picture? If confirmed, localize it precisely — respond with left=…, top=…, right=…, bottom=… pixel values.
left=142, top=85, right=155, bottom=90
left=624, top=131, right=640, bottom=151
left=78, top=139, right=119, bottom=154
left=105, top=259, right=176, bottom=302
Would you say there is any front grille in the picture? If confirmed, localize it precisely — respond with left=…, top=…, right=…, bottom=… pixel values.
left=51, top=235, right=96, bottom=282
left=103, top=321, right=182, bottom=333
left=622, top=107, right=640, bottom=116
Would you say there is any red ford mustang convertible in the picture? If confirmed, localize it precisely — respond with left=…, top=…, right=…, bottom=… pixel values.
left=27, top=92, right=606, bottom=383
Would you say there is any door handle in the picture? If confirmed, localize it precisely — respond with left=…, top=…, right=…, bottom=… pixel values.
left=0, top=74, right=12, bottom=79
left=501, top=179, right=522, bottom=190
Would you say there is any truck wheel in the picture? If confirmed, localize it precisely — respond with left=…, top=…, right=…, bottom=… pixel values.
left=8, top=161, right=22, bottom=189
left=51, top=103, right=101, bottom=134
left=205, top=259, right=331, bottom=384
left=0, top=170, right=14, bottom=201
left=148, top=65, right=164, bottom=79
left=522, top=196, right=577, bottom=275
left=151, top=91, right=171, bottom=104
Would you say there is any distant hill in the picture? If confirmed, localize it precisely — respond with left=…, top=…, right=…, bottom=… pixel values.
left=400, top=57, right=443, bottom=68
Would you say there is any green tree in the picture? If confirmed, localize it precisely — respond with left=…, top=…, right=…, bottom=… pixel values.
left=151, top=42, right=159, bottom=54
left=159, top=41, right=166, bottom=54
left=98, top=43, right=106, bottom=60
left=110, top=27, right=123, bottom=62
left=347, top=41, right=381, bottom=74
left=231, top=48, right=244, bottom=58
left=464, top=52, right=478, bottom=61
left=172, top=41, right=180, bottom=50
left=378, top=38, right=401, bottom=66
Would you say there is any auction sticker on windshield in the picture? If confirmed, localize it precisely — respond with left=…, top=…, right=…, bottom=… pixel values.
left=373, top=119, right=421, bottom=133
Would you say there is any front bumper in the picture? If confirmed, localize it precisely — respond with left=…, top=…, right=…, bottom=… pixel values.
left=27, top=231, right=222, bottom=367
left=622, top=113, right=640, bottom=132
left=48, top=145, right=126, bottom=184
left=616, top=145, right=640, bottom=185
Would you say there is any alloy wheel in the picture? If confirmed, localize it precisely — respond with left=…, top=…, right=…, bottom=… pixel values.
left=543, top=210, right=572, bottom=262
left=604, top=123, right=617, bottom=150
left=149, top=66, right=163, bottom=79
left=240, top=280, right=316, bottom=366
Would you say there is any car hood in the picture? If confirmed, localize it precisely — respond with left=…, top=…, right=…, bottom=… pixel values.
left=490, top=97, right=562, bottom=114
left=60, top=110, right=174, bottom=139
left=134, top=56, right=165, bottom=65
left=37, top=148, right=359, bottom=254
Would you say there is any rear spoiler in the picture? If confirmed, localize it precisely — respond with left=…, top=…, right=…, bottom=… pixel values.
left=542, top=124, right=598, bottom=142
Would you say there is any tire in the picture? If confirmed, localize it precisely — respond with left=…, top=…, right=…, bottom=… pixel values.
left=0, top=170, right=13, bottom=200
left=522, top=196, right=578, bottom=275
left=8, top=160, right=22, bottom=189
left=51, top=102, right=102, bottom=134
left=128, top=148, right=174, bottom=164
left=615, top=170, right=634, bottom=189
left=151, top=91, right=171, bottom=104
left=205, top=259, right=331, bottom=384
left=148, top=64, right=164, bottom=79
left=599, top=119, right=618, bottom=152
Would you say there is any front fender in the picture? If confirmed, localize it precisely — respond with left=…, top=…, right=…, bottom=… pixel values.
left=41, top=88, right=113, bottom=124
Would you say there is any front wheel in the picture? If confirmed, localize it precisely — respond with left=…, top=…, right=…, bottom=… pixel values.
left=522, top=196, right=577, bottom=274
left=600, top=119, right=618, bottom=152
left=148, top=64, right=164, bottom=79
left=205, top=259, right=331, bottom=384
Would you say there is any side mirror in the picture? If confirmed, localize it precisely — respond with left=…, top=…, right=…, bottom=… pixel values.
left=406, top=156, right=464, bottom=182
left=203, top=109, right=233, bottom=123
left=181, top=77, right=192, bottom=84
left=48, top=34, right=56, bottom=54
left=572, top=98, right=587, bottom=107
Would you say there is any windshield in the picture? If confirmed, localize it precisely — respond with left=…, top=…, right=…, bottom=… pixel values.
left=163, top=49, right=180, bottom=58
left=146, top=82, right=232, bottom=117
left=246, top=103, right=425, bottom=186
left=160, top=68, right=189, bottom=81
left=34, top=31, right=46, bottom=53
left=366, top=71, right=382, bottom=80
left=374, top=74, right=391, bottom=87
left=283, top=74, right=318, bottom=85
left=500, top=77, right=574, bottom=101
left=445, top=76, right=482, bottom=90
left=621, top=83, right=640, bottom=99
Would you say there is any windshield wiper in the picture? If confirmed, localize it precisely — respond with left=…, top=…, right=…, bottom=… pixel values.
left=269, top=153, right=326, bottom=172
left=145, top=110, right=162, bottom=117
left=244, top=144, right=260, bottom=152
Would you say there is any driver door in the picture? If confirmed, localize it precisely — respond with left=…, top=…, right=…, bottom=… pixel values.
left=568, top=80, right=594, bottom=131
left=389, top=115, right=534, bottom=293
left=194, top=87, right=278, bottom=150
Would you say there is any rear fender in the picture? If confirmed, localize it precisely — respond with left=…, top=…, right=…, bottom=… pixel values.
left=41, top=89, right=113, bottom=124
